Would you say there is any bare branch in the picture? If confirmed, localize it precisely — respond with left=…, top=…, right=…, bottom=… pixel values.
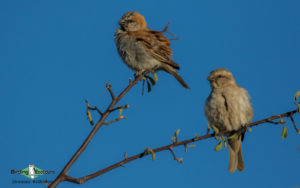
left=64, top=175, right=85, bottom=184
left=109, top=104, right=129, bottom=113
left=266, top=118, right=285, bottom=125
left=206, top=128, right=210, bottom=135
left=49, top=71, right=149, bottom=188
left=106, top=83, right=115, bottom=100
left=86, top=99, right=103, bottom=116
left=58, top=109, right=298, bottom=185
left=247, top=110, right=296, bottom=127
left=104, top=116, right=126, bottom=125
left=87, top=106, right=103, bottom=116
left=161, top=22, right=179, bottom=41
left=168, top=147, right=182, bottom=163
left=289, top=114, right=300, bottom=134
left=162, top=22, right=170, bottom=33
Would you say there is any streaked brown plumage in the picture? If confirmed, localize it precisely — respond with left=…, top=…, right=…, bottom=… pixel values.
left=204, top=68, right=253, bottom=173
left=115, top=11, right=189, bottom=89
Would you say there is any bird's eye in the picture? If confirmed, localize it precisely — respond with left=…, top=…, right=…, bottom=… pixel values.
left=218, top=75, right=222, bottom=78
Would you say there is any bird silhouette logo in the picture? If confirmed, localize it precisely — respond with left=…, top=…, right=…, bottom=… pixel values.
left=28, top=164, right=36, bottom=179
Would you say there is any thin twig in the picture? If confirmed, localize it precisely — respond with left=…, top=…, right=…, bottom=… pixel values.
left=266, top=119, right=284, bottom=124
left=168, top=148, right=182, bottom=163
left=88, top=106, right=103, bottom=116
left=104, top=116, right=126, bottom=125
left=206, top=128, right=210, bottom=135
left=161, top=22, right=179, bottom=41
left=289, top=114, right=300, bottom=134
left=109, top=105, right=129, bottom=113
left=106, top=83, right=115, bottom=100
left=168, top=148, right=176, bottom=160
left=162, top=22, right=170, bottom=33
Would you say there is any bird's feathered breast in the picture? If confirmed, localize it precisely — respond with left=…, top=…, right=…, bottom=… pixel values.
left=205, top=86, right=253, bottom=131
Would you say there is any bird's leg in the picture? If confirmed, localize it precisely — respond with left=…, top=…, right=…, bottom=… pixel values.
left=134, top=69, right=147, bottom=78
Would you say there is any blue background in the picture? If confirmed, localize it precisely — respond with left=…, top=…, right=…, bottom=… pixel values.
left=1, top=0, right=300, bottom=187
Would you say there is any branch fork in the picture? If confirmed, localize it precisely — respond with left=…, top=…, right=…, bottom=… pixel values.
left=49, top=72, right=148, bottom=188
left=168, top=147, right=182, bottom=163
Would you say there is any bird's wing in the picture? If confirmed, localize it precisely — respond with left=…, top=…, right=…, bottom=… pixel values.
left=221, top=94, right=229, bottom=112
left=130, top=30, right=180, bottom=70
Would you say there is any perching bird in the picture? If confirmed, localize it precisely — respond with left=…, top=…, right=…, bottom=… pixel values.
left=204, top=68, right=253, bottom=173
left=115, top=11, right=189, bottom=89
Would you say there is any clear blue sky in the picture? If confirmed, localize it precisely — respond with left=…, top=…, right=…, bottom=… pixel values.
left=1, top=0, right=300, bottom=187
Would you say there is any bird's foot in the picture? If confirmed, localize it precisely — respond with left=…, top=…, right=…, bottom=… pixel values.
left=134, top=70, right=147, bottom=78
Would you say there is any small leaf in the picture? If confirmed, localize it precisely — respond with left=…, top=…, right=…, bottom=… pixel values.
left=188, top=144, right=196, bottom=148
left=214, top=141, right=223, bottom=151
left=297, top=103, right=300, bottom=117
left=86, top=111, right=94, bottom=126
left=118, top=106, right=123, bottom=115
left=147, top=80, right=151, bottom=93
left=184, top=144, right=188, bottom=152
left=194, top=133, right=198, bottom=139
left=294, top=91, right=300, bottom=102
left=248, top=127, right=252, bottom=132
left=171, top=136, right=176, bottom=143
left=85, top=99, right=89, bottom=103
left=212, top=125, right=219, bottom=134
left=281, top=125, right=288, bottom=139
left=214, top=136, right=220, bottom=141
left=150, top=150, right=156, bottom=160
left=177, top=158, right=183, bottom=163
left=175, top=129, right=180, bottom=136
left=220, top=136, right=225, bottom=142
left=279, top=117, right=286, bottom=124
left=228, top=133, right=238, bottom=140
left=153, top=73, right=158, bottom=82
left=142, top=76, right=146, bottom=80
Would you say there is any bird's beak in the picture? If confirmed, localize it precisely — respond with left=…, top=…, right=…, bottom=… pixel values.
left=207, top=76, right=215, bottom=82
left=118, top=20, right=125, bottom=25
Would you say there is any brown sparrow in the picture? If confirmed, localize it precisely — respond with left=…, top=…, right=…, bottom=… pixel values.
left=115, top=11, right=189, bottom=89
left=204, top=68, right=253, bottom=173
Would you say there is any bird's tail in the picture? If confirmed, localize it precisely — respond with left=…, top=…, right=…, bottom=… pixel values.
left=161, top=64, right=190, bottom=89
left=228, top=136, right=245, bottom=173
